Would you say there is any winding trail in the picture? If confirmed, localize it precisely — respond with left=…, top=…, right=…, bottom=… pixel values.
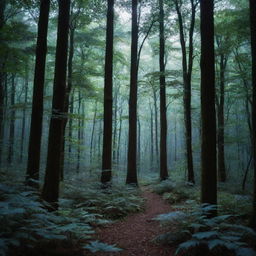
left=87, top=189, right=175, bottom=256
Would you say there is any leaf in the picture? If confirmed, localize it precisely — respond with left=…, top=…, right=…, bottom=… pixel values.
left=153, top=211, right=187, bottom=223
left=192, top=231, right=219, bottom=240
left=208, top=239, right=227, bottom=250
left=84, top=241, right=122, bottom=253
left=175, top=240, right=200, bottom=255
left=236, top=247, right=256, bottom=256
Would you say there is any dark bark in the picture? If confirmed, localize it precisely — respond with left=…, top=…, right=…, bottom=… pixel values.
left=90, top=101, right=97, bottom=165
left=249, top=0, right=256, bottom=230
left=0, top=0, right=6, bottom=166
left=7, top=75, right=15, bottom=164
left=150, top=104, right=154, bottom=166
left=26, top=0, right=50, bottom=187
left=174, top=0, right=196, bottom=184
left=153, top=89, right=159, bottom=167
left=159, top=0, right=168, bottom=180
left=126, top=0, right=138, bottom=185
left=76, top=92, right=82, bottom=172
left=60, top=23, right=75, bottom=181
left=20, top=64, right=29, bottom=162
left=216, top=52, right=227, bottom=182
left=42, top=0, right=70, bottom=210
left=101, top=0, right=114, bottom=183
left=200, top=0, right=217, bottom=212
left=137, top=115, right=141, bottom=172
left=68, top=91, right=74, bottom=155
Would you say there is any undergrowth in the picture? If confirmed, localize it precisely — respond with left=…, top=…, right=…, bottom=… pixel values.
left=0, top=178, right=144, bottom=255
left=152, top=180, right=255, bottom=256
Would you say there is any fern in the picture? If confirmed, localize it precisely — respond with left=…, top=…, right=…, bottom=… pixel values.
left=84, top=241, right=122, bottom=253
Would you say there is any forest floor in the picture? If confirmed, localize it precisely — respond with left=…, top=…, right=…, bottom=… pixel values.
left=86, top=187, right=175, bottom=256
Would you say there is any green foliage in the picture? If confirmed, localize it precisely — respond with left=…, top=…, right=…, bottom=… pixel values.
left=154, top=206, right=256, bottom=256
left=63, top=181, right=144, bottom=219
left=151, top=179, right=176, bottom=195
left=84, top=241, right=122, bottom=253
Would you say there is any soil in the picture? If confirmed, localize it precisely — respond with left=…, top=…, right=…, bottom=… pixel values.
left=86, top=188, right=175, bottom=256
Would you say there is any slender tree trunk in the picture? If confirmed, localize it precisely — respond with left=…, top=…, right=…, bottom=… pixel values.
left=7, top=75, right=15, bottom=164
left=117, top=107, right=123, bottom=165
left=26, top=0, right=50, bottom=187
left=60, top=25, right=75, bottom=181
left=42, top=0, right=70, bottom=210
left=68, top=91, right=74, bottom=155
left=153, top=90, right=159, bottom=167
left=150, top=104, right=154, bottom=167
left=101, top=0, right=114, bottom=183
left=217, top=53, right=227, bottom=182
left=0, top=0, right=6, bottom=166
left=249, top=0, right=256, bottom=230
left=20, top=64, right=29, bottom=162
left=200, top=0, right=217, bottom=213
left=174, top=0, right=196, bottom=184
left=112, top=86, right=119, bottom=163
left=126, top=0, right=138, bottom=185
left=159, top=0, right=168, bottom=180
left=90, top=101, right=97, bottom=165
left=76, top=92, right=81, bottom=172
left=137, top=115, right=141, bottom=172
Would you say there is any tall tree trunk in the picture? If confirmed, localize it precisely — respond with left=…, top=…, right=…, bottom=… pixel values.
left=249, top=0, right=256, bottom=230
left=117, top=107, right=123, bottom=165
left=200, top=0, right=217, bottom=213
left=137, top=115, right=141, bottom=172
left=76, top=91, right=81, bottom=172
left=42, top=0, right=70, bottom=210
left=101, top=0, right=114, bottom=184
left=0, top=0, right=6, bottom=166
left=153, top=89, right=159, bottom=167
left=174, top=0, right=196, bottom=184
left=68, top=91, right=74, bottom=155
left=126, top=0, right=138, bottom=185
left=7, top=75, right=15, bottom=164
left=159, top=0, right=168, bottom=180
left=217, top=53, right=227, bottom=182
left=20, top=64, right=29, bottom=162
left=150, top=104, right=154, bottom=167
left=26, top=0, right=50, bottom=187
left=90, top=100, right=97, bottom=165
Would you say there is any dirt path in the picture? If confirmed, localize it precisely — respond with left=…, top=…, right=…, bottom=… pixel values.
left=87, top=189, right=175, bottom=256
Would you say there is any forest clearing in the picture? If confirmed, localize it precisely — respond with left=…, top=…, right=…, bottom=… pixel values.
left=0, top=0, right=256, bottom=255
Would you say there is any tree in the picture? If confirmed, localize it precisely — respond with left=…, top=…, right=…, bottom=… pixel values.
left=42, top=0, right=71, bottom=210
left=101, top=0, right=115, bottom=185
left=126, top=0, right=138, bottom=185
left=26, top=0, right=50, bottom=187
left=173, top=0, right=198, bottom=184
left=159, top=0, right=168, bottom=180
left=200, top=0, right=217, bottom=211
left=249, top=0, right=256, bottom=229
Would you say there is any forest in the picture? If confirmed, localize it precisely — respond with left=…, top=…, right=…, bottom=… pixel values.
left=0, top=0, right=256, bottom=255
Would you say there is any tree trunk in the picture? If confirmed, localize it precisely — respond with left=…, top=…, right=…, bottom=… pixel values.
left=7, top=75, right=15, bottom=164
left=217, top=53, right=227, bottom=182
left=76, top=91, right=82, bottom=172
left=42, top=0, right=70, bottom=210
left=249, top=0, right=256, bottom=230
left=153, top=89, right=159, bottom=167
left=174, top=0, right=196, bottom=184
left=126, top=0, right=138, bottom=185
left=90, top=100, right=97, bottom=165
left=101, top=0, right=114, bottom=184
left=0, top=0, right=6, bottom=166
left=159, top=0, right=168, bottom=180
left=117, top=107, right=123, bottom=165
left=26, top=0, right=50, bottom=187
left=137, top=115, right=141, bottom=172
left=200, top=0, right=217, bottom=213
left=20, top=64, right=29, bottom=162
left=150, top=104, right=154, bottom=167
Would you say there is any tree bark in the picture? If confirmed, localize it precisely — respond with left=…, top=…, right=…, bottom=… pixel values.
left=249, top=0, right=256, bottom=230
left=42, top=0, right=70, bottom=210
left=26, top=0, right=50, bottom=187
left=7, top=75, right=15, bottom=164
left=126, top=0, right=138, bottom=185
left=101, top=0, right=114, bottom=183
left=217, top=52, right=227, bottom=182
left=159, top=0, right=168, bottom=180
left=200, top=0, right=217, bottom=213
left=90, top=100, right=97, bottom=165
left=20, top=64, right=29, bottom=162
left=174, top=0, right=196, bottom=184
